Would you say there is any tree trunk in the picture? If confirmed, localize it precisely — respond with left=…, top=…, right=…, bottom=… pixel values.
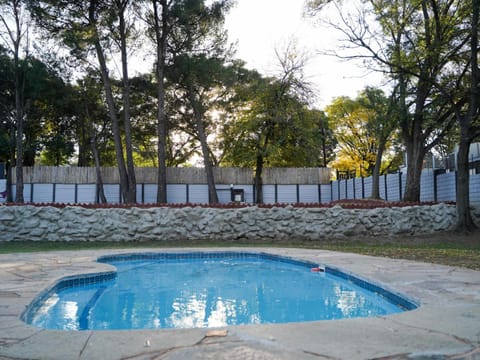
left=13, top=3, right=23, bottom=203
left=321, top=132, right=328, bottom=167
left=402, top=138, right=426, bottom=202
left=91, top=130, right=107, bottom=204
left=89, top=3, right=129, bottom=203
left=118, top=1, right=136, bottom=204
left=393, top=22, right=430, bottom=203
left=455, top=0, right=479, bottom=232
left=254, top=154, right=264, bottom=204
left=188, top=88, right=218, bottom=203
left=254, top=126, right=273, bottom=204
left=14, top=101, right=24, bottom=203
left=95, top=42, right=129, bottom=203
left=455, top=134, right=475, bottom=231
left=86, top=101, right=107, bottom=204
left=6, top=163, right=12, bottom=203
left=153, top=0, right=168, bottom=204
left=197, top=118, right=218, bottom=204
left=371, top=138, right=386, bottom=199
left=77, top=116, right=89, bottom=166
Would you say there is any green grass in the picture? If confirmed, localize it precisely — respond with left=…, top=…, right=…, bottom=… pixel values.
left=321, top=244, right=480, bottom=270
left=1, top=235, right=479, bottom=270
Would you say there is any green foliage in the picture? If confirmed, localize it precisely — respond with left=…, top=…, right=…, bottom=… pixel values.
left=0, top=46, right=14, bottom=163
left=327, top=87, right=399, bottom=176
left=0, top=44, right=77, bottom=166
left=221, top=69, right=333, bottom=168
left=166, top=0, right=236, bottom=165
left=22, top=57, right=77, bottom=165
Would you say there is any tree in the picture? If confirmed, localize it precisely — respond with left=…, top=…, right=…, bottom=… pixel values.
left=357, top=87, right=399, bottom=199
left=221, top=45, right=317, bottom=203
left=110, top=0, right=137, bottom=203
left=0, top=0, right=28, bottom=202
left=0, top=45, right=14, bottom=169
left=147, top=0, right=168, bottom=203
left=166, top=0, right=234, bottom=203
left=28, top=0, right=137, bottom=203
left=170, top=55, right=232, bottom=203
left=310, top=109, right=336, bottom=168
left=306, top=0, right=466, bottom=202
left=453, top=0, right=480, bottom=232
left=25, top=57, right=76, bottom=166
left=326, top=87, right=400, bottom=198
left=74, top=73, right=112, bottom=202
left=327, top=96, right=377, bottom=177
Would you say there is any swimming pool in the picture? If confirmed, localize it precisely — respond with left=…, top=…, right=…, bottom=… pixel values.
left=22, top=252, right=417, bottom=330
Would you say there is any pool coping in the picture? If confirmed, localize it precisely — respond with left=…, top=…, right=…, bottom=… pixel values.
left=1, top=247, right=479, bottom=359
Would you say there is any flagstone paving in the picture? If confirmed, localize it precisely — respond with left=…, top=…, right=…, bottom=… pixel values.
left=0, top=248, right=479, bottom=359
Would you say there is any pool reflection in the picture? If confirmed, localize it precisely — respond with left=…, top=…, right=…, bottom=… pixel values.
left=28, top=257, right=404, bottom=330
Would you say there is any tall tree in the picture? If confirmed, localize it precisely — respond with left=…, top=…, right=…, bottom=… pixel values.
left=310, top=109, right=336, bottom=168
left=327, top=96, right=378, bottom=177
left=0, top=0, right=27, bottom=202
left=327, top=87, right=400, bottom=198
left=357, top=87, right=399, bottom=199
left=306, top=0, right=465, bottom=202
left=74, top=73, right=111, bottom=202
left=166, top=0, right=234, bottom=203
left=0, top=45, right=15, bottom=202
left=111, top=0, right=136, bottom=203
left=252, top=45, right=313, bottom=203
left=28, top=0, right=137, bottom=203
left=453, top=0, right=480, bottom=231
left=24, top=57, right=76, bottom=166
left=147, top=0, right=169, bottom=203
left=221, top=45, right=316, bottom=203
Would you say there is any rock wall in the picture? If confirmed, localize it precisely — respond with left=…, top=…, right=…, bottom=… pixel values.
left=1, top=203, right=473, bottom=242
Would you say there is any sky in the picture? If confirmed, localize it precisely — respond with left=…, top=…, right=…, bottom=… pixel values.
left=223, top=0, right=386, bottom=109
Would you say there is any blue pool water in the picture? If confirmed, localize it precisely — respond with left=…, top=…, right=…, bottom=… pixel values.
left=24, top=252, right=416, bottom=330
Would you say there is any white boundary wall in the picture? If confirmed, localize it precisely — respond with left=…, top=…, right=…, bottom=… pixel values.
left=3, top=169, right=480, bottom=205
left=331, top=170, right=480, bottom=205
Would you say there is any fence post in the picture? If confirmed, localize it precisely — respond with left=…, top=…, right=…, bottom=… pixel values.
left=75, top=184, right=78, bottom=203
left=274, top=184, right=278, bottom=203
left=318, top=184, right=322, bottom=203
left=384, top=174, right=388, bottom=201
left=361, top=177, right=365, bottom=199
left=296, top=184, right=300, bottom=203
left=186, top=184, right=190, bottom=203
left=454, top=171, right=458, bottom=198
left=399, top=171, right=403, bottom=200
left=30, top=183, right=34, bottom=202
left=52, top=183, right=56, bottom=203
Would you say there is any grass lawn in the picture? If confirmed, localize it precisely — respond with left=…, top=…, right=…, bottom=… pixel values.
left=1, top=230, right=479, bottom=270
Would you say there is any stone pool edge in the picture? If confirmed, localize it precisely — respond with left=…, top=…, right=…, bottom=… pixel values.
left=21, top=251, right=419, bottom=328
left=1, top=247, right=479, bottom=359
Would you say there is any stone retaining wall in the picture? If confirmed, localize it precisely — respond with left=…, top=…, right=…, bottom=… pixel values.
left=1, top=203, right=475, bottom=242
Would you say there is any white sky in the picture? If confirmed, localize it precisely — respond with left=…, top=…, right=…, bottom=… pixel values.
left=224, top=0, right=386, bottom=109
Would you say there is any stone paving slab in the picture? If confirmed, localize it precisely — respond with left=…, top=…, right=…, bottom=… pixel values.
left=0, top=248, right=479, bottom=360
